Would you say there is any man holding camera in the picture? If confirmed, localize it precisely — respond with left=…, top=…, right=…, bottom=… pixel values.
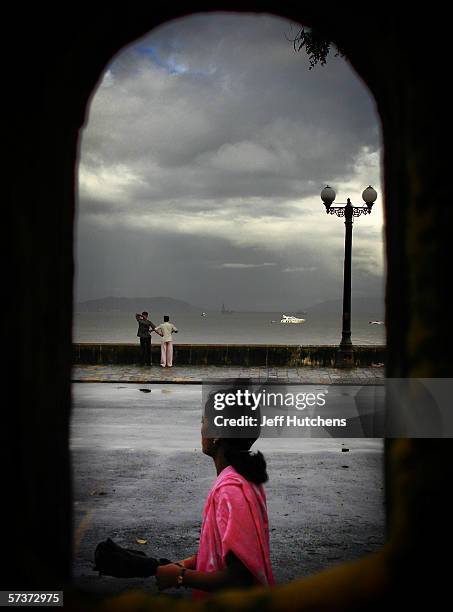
left=135, top=311, right=160, bottom=366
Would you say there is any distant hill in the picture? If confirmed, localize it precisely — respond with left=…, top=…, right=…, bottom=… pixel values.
left=305, top=297, right=385, bottom=316
left=76, top=296, right=198, bottom=313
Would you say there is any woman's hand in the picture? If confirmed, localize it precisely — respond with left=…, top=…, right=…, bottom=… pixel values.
left=181, top=554, right=197, bottom=569
left=156, top=563, right=182, bottom=590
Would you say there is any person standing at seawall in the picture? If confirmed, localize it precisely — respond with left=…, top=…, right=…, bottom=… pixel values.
left=135, top=311, right=159, bottom=366
left=155, top=315, right=178, bottom=368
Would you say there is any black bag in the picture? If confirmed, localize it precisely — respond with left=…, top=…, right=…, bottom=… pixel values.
left=93, top=537, right=172, bottom=578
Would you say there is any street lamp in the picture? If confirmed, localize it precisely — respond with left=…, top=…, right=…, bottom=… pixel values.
left=320, top=185, right=378, bottom=367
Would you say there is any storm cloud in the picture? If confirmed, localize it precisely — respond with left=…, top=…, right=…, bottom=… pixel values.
left=76, top=12, right=384, bottom=310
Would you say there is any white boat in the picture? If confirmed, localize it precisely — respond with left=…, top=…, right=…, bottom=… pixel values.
left=280, top=314, right=305, bottom=324
left=369, top=320, right=384, bottom=325
left=201, top=312, right=207, bottom=317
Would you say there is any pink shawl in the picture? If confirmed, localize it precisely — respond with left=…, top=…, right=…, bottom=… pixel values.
left=193, top=465, right=274, bottom=598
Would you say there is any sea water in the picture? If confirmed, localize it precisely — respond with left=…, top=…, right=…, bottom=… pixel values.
left=73, top=311, right=386, bottom=345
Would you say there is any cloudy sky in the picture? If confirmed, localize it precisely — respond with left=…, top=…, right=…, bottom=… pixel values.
left=76, top=12, right=384, bottom=311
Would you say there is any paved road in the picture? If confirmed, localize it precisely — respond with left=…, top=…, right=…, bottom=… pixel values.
left=71, top=383, right=385, bottom=598
left=72, top=364, right=385, bottom=384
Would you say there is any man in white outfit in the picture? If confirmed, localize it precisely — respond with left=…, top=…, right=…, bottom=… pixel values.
left=155, top=315, right=178, bottom=367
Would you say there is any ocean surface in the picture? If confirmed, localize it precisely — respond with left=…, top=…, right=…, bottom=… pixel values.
left=73, top=311, right=386, bottom=345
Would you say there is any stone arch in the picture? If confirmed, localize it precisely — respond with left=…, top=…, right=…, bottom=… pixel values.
left=5, top=5, right=452, bottom=606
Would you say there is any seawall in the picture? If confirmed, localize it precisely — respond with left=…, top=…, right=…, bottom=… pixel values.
left=73, top=343, right=386, bottom=367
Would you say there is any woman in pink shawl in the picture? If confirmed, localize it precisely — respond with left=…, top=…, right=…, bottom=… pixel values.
left=156, top=415, right=274, bottom=597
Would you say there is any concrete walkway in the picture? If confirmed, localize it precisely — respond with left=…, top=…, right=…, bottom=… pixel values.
left=72, top=383, right=385, bottom=595
left=72, top=364, right=385, bottom=384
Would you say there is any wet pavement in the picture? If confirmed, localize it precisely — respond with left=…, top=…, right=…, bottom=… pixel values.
left=72, top=364, right=385, bottom=384
left=72, top=382, right=385, bottom=598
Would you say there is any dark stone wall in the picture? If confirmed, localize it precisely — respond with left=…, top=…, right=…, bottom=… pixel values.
left=73, top=343, right=386, bottom=367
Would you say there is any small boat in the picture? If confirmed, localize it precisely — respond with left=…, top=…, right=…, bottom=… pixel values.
left=201, top=312, right=207, bottom=317
left=221, top=303, right=234, bottom=314
left=280, top=314, right=305, bottom=324
left=369, top=320, right=384, bottom=325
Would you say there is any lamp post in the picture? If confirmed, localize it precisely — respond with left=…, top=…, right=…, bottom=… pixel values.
left=320, top=185, right=378, bottom=367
